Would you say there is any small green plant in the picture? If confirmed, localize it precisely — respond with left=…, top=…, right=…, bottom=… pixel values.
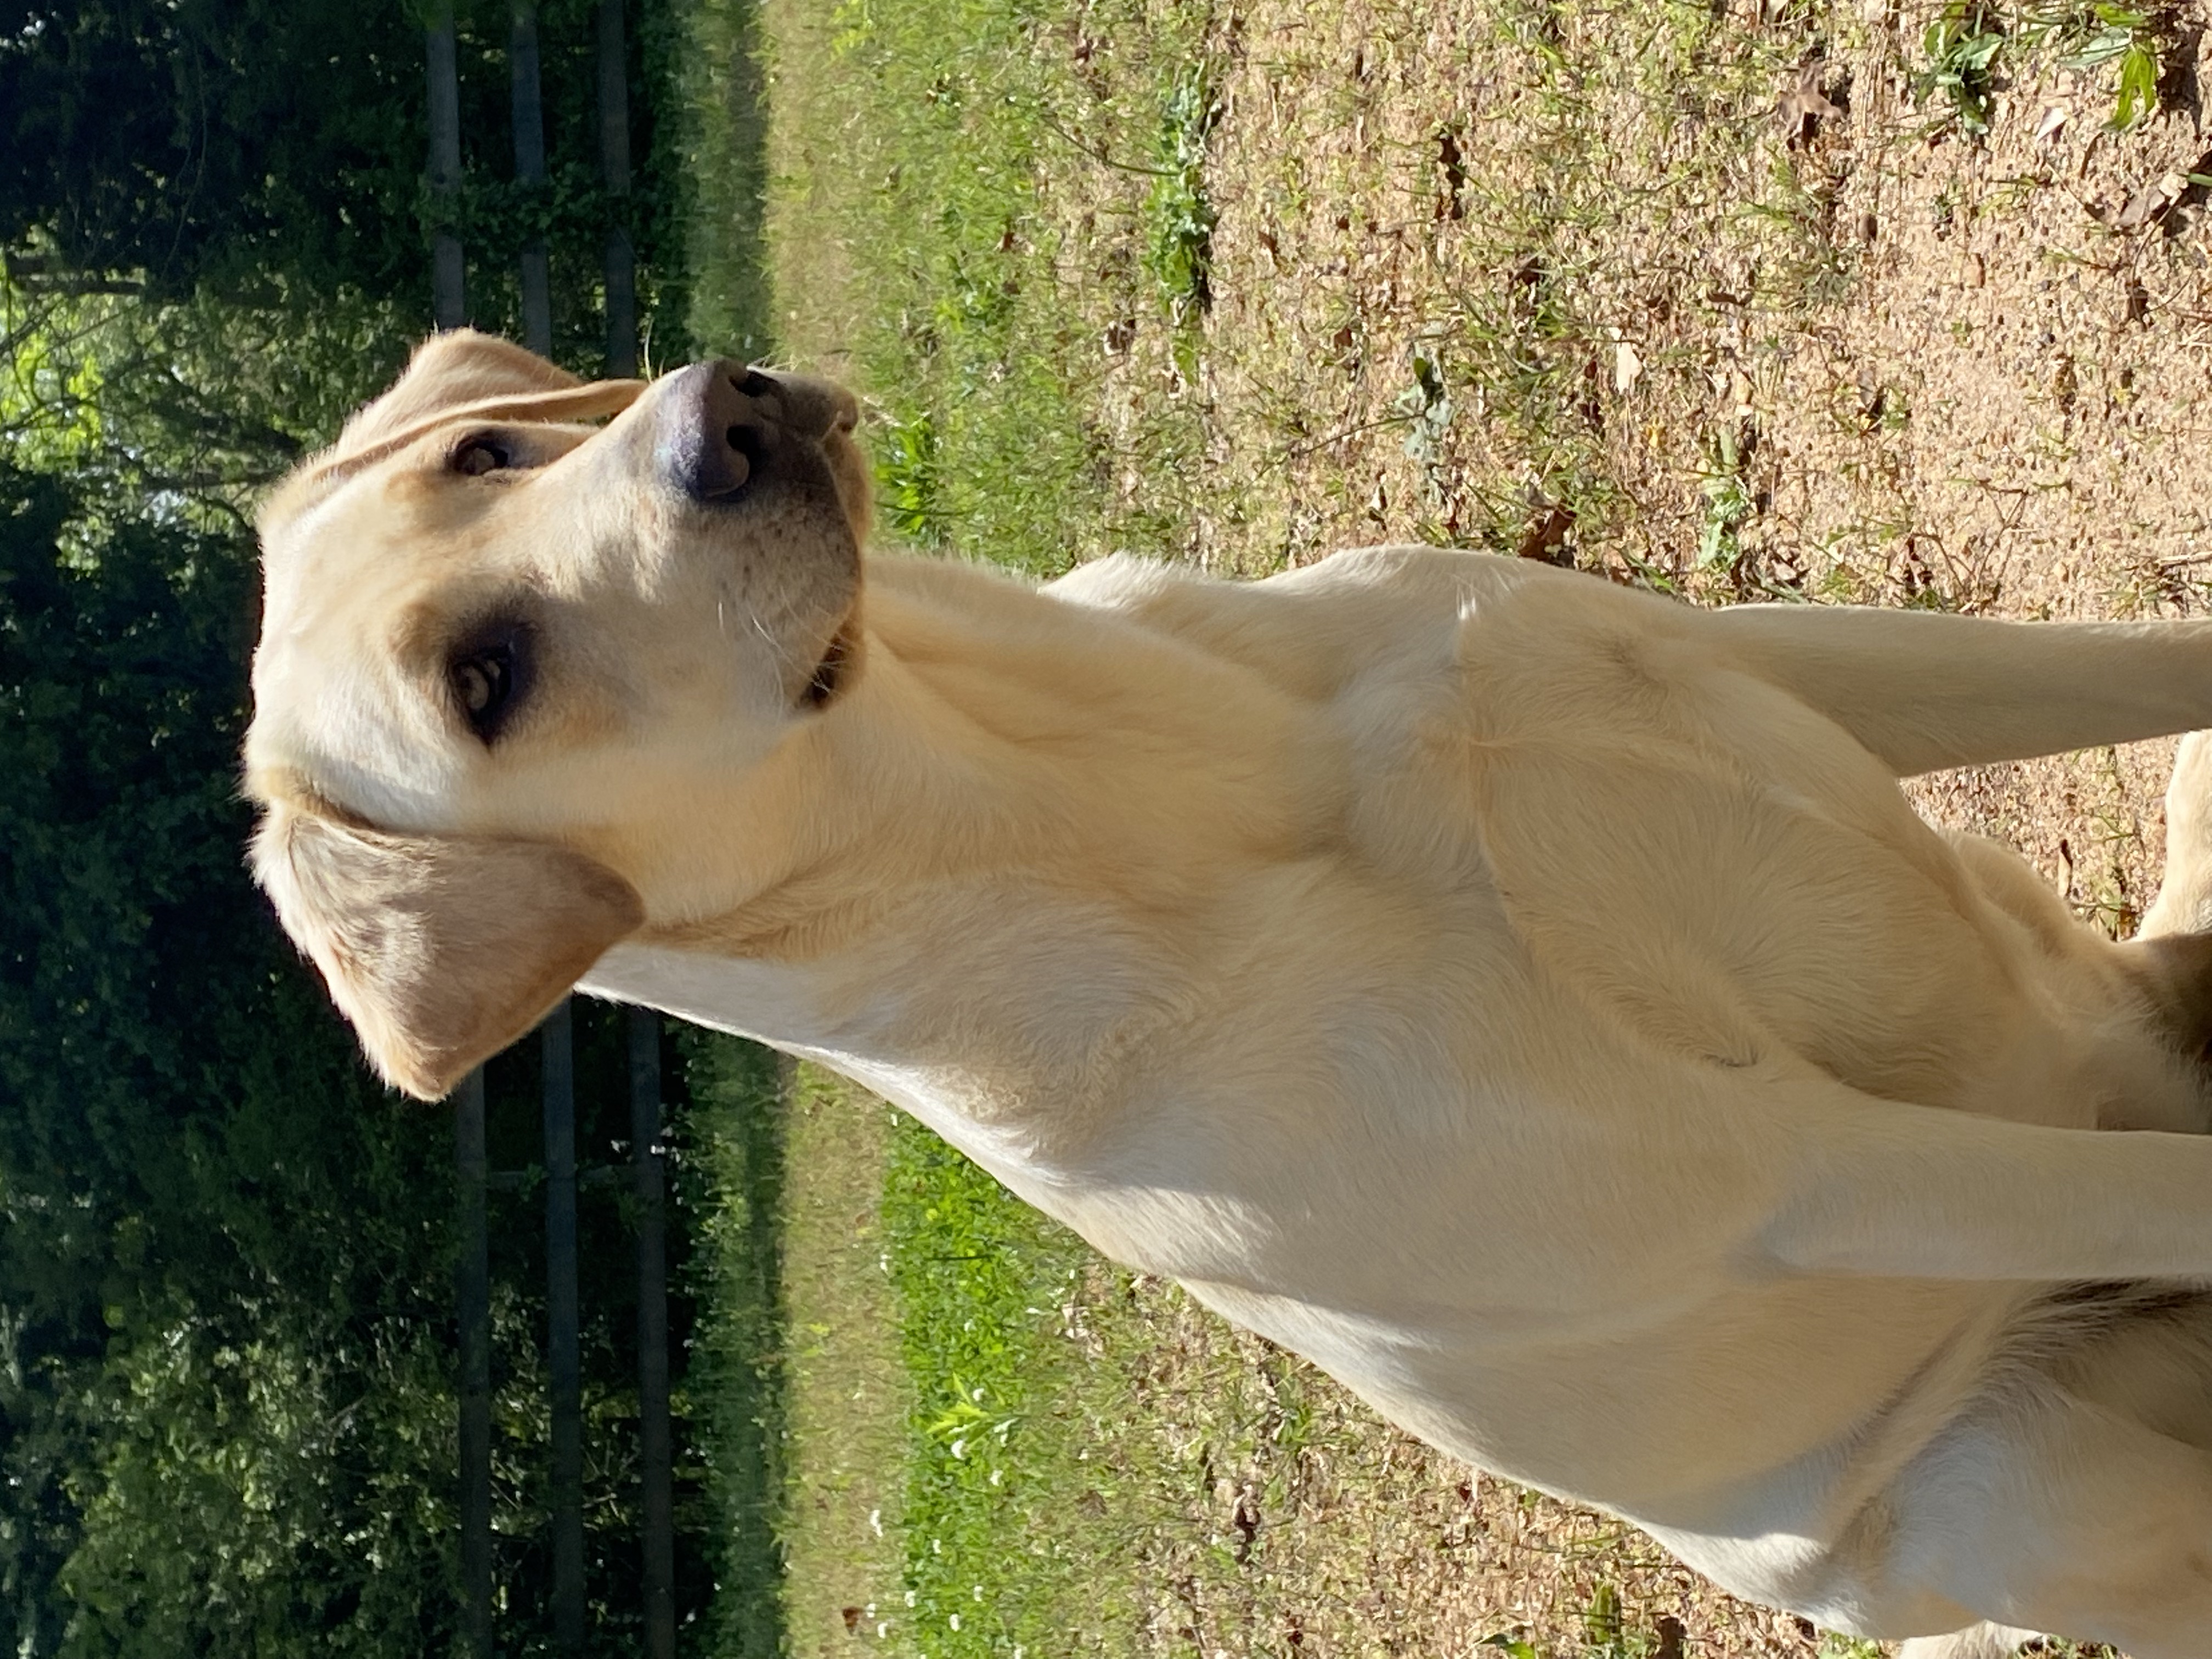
left=1697, top=424, right=1754, bottom=569
left=2023, top=1, right=2168, bottom=126
left=876, top=409, right=944, bottom=545
left=1918, top=0, right=2007, bottom=133
left=1393, top=340, right=1456, bottom=501
left=1583, top=1582, right=1627, bottom=1654
left=1144, top=63, right=1221, bottom=324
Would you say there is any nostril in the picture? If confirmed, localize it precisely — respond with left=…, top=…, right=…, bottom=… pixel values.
left=664, top=362, right=783, bottom=504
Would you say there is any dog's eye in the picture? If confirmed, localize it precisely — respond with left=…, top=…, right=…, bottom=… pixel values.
left=450, top=436, right=512, bottom=477
left=449, top=636, right=525, bottom=741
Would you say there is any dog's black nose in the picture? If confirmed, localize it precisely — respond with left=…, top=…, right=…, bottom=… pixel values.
left=654, top=361, right=859, bottom=505
left=657, top=362, right=772, bottom=504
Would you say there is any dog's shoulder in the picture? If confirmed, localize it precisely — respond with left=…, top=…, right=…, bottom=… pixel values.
left=1040, top=545, right=1691, bottom=705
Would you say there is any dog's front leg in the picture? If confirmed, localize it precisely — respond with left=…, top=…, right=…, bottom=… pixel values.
left=1754, top=1079, right=2212, bottom=1283
left=1703, top=604, right=2212, bottom=776
left=2109, top=730, right=2212, bottom=1059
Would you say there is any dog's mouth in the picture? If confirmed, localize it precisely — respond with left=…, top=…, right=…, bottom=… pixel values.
left=801, top=614, right=859, bottom=711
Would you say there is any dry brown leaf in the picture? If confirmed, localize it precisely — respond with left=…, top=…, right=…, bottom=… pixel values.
left=1776, top=61, right=1842, bottom=142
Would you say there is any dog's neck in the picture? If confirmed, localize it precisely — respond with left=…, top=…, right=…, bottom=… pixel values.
left=584, top=558, right=1346, bottom=1157
left=624, top=558, right=1336, bottom=960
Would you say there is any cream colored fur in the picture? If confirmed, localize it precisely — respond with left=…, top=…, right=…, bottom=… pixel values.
left=247, top=335, right=2212, bottom=1655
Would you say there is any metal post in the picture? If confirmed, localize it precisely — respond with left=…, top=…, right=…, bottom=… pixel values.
left=455, top=1068, right=493, bottom=1659
left=629, top=1007, right=675, bottom=1659
left=509, top=1, right=552, bottom=357
left=595, top=0, right=637, bottom=378
left=543, top=1000, right=585, bottom=1654
left=425, top=0, right=465, bottom=329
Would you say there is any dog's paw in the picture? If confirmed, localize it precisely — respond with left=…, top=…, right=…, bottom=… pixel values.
left=2144, top=730, right=2212, bottom=938
left=1896, top=1623, right=2037, bottom=1659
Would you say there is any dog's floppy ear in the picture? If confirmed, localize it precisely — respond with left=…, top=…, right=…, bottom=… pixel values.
left=259, top=330, right=647, bottom=539
left=253, top=804, right=644, bottom=1100
left=337, top=329, right=593, bottom=456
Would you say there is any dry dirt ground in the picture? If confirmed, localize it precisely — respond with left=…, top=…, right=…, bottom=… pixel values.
left=1165, top=0, right=2211, bottom=944
left=765, top=0, right=2212, bottom=1650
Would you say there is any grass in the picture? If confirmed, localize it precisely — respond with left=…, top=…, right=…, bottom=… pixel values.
left=681, top=1031, right=789, bottom=1656
left=768, top=1069, right=910, bottom=1659
left=753, top=0, right=1218, bottom=574
left=659, top=0, right=776, bottom=363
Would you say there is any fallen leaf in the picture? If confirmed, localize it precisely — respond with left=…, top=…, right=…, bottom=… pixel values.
left=1516, top=488, right=1577, bottom=565
left=2115, top=171, right=2187, bottom=229
left=1776, top=61, right=1842, bottom=142
left=1613, top=340, right=1644, bottom=392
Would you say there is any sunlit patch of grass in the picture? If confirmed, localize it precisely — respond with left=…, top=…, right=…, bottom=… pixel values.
left=881, top=1123, right=1092, bottom=1656
left=760, top=0, right=1217, bottom=577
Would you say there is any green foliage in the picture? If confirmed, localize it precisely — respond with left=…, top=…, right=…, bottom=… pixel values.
left=1918, top=0, right=2007, bottom=134
left=1143, top=64, right=1221, bottom=323
left=0, top=2, right=772, bottom=1651
left=1696, top=424, right=1753, bottom=569
left=882, top=1120, right=1087, bottom=1657
left=2025, top=0, right=2169, bottom=127
left=875, top=411, right=945, bottom=546
left=0, top=0, right=694, bottom=378
left=1918, top=0, right=2178, bottom=138
left=0, top=0, right=431, bottom=303
left=3, top=282, right=414, bottom=532
left=0, top=460, right=461, bottom=1656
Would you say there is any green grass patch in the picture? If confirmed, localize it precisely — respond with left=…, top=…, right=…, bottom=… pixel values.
left=1144, top=63, right=1222, bottom=329
left=761, top=0, right=1218, bottom=573
left=882, top=1122, right=1092, bottom=1655
left=680, top=1032, right=789, bottom=1657
left=658, top=0, right=775, bottom=362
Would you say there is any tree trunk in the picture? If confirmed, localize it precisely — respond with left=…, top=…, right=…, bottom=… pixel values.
left=543, top=1001, right=585, bottom=1654
left=596, top=0, right=638, bottom=378
left=425, top=1, right=465, bottom=329
left=509, top=1, right=552, bottom=357
left=629, top=1008, right=676, bottom=1659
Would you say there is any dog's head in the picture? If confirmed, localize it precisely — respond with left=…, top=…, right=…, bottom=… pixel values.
left=245, top=331, right=872, bottom=1098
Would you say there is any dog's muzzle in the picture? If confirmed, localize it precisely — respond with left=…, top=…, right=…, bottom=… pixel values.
left=653, top=360, right=859, bottom=506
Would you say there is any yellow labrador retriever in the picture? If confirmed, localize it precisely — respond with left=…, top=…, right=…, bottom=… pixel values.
left=246, top=331, right=2212, bottom=1656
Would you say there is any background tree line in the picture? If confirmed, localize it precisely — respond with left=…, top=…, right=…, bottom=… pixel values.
left=0, top=2, right=780, bottom=1652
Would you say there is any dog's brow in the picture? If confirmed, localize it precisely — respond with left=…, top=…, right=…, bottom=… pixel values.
left=259, top=379, right=647, bottom=539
